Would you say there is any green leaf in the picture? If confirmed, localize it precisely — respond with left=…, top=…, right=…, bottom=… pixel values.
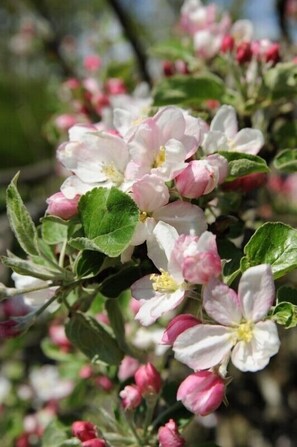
left=41, top=216, right=68, bottom=245
left=1, top=252, right=61, bottom=280
left=273, top=148, right=297, bottom=173
left=219, top=151, right=269, bottom=180
left=241, top=222, right=297, bottom=278
left=105, top=299, right=126, bottom=351
left=41, top=338, right=72, bottom=362
left=277, top=285, right=297, bottom=306
left=264, top=62, right=297, bottom=100
left=100, top=264, right=151, bottom=298
left=74, top=250, right=105, bottom=278
left=42, top=420, right=68, bottom=447
left=217, top=239, right=242, bottom=285
left=75, top=187, right=139, bottom=257
left=6, top=173, right=39, bottom=256
left=272, top=302, right=297, bottom=328
left=273, top=121, right=297, bottom=149
left=150, top=39, right=194, bottom=61
left=65, top=312, right=123, bottom=365
left=153, top=74, right=225, bottom=107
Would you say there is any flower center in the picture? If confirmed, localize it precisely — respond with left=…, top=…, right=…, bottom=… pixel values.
left=152, top=146, right=166, bottom=168
left=236, top=321, right=253, bottom=343
left=139, top=211, right=148, bottom=222
left=101, top=162, right=123, bottom=185
left=150, top=269, right=179, bottom=293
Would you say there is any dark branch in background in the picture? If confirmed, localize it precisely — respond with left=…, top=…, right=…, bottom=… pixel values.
left=107, top=0, right=153, bottom=87
left=276, top=0, right=291, bottom=43
left=30, top=0, right=77, bottom=78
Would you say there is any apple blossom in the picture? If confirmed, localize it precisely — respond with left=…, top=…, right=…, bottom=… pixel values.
left=119, top=384, right=142, bottom=410
left=175, top=154, right=228, bottom=199
left=173, top=264, right=280, bottom=372
left=58, top=125, right=131, bottom=198
left=126, top=106, right=200, bottom=181
left=72, top=420, right=97, bottom=441
left=131, top=222, right=188, bottom=326
left=162, top=314, right=200, bottom=345
left=134, top=363, right=162, bottom=395
left=158, top=419, right=185, bottom=447
left=46, top=191, right=79, bottom=220
left=172, top=231, right=222, bottom=284
left=202, top=105, right=264, bottom=155
left=130, top=174, right=207, bottom=246
left=118, top=356, right=140, bottom=382
left=177, top=370, right=225, bottom=416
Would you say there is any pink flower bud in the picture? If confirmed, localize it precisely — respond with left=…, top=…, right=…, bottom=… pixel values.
left=46, top=192, right=79, bottom=220
left=162, top=60, right=176, bottom=77
left=55, top=114, right=77, bottom=131
left=223, top=172, right=267, bottom=193
left=177, top=371, right=225, bottom=416
left=95, top=375, right=113, bottom=392
left=105, top=78, right=127, bottom=95
left=15, top=434, right=30, bottom=447
left=82, top=439, right=106, bottom=447
left=64, top=78, right=81, bottom=90
left=83, top=55, right=102, bottom=72
left=162, top=314, right=200, bottom=345
left=158, top=419, right=185, bottom=447
left=72, top=421, right=97, bottom=441
left=175, top=60, right=190, bottom=75
left=49, top=324, right=72, bottom=352
left=264, top=43, right=280, bottom=64
left=236, top=41, right=252, bottom=64
left=0, top=320, right=20, bottom=338
left=220, top=34, right=234, bottom=53
left=134, top=363, right=162, bottom=395
left=175, top=160, right=218, bottom=199
left=79, top=365, right=93, bottom=379
left=173, top=233, right=221, bottom=285
left=118, top=356, right=140, bottom=382
left=119, top=384, right=142, bottom=410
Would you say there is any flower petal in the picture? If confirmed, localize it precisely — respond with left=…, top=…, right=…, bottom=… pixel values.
left=146, top=221, right=179, bottom=271
left=134, top=289, right=185, bottom=326
left=238, top=264, right=275, bottom=322
left=154, top=106, right=186, bottom=142
left=232, top=128, right=264, bottom=154
left=173, top=324, right=234, bottom=370
left=231, top=320, right=280, bottom=372
left=153, top=201, right=207, bottom=237
left=203, top=279, right=242, bottom=326
left=210, top=105, right=237, bottom=139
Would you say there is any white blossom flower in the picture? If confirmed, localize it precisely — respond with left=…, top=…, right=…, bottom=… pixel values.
left=202, top=105, right=264, bottom=155
left=173, top=264, right=280, bottom=372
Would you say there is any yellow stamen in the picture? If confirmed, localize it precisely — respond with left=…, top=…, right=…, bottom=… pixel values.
left=139, top=211, right=148, bottom=223
left=150, top=269, right=179, bottom=293
left=236, top=321, right=253, bottom=343
left=101, top=162, right=123, bottom=185
left=152, top=146, right=166, bottom=168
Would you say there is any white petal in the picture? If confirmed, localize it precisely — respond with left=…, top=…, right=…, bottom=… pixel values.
left=154, top=106, right=186, bottom=142
left=146, top=221, right=179, bottom=271
left=202, top=131, right=228, bottom=154
left=153, top=201, right=207, bottom=237
left=173, top=324, right=234, bottom=370
left=232, top=128, right=264, bottom=154
left=210, top=105, right=237, bottom=139
left=60, top=176, right=94, bottom=199
left=203, top=279, right=242, bottom=326
left=135, top=289, right=185, bottom=326
left=238, top=264, right=275, bottom=322
left=231, top=320, right=280, bottom=372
